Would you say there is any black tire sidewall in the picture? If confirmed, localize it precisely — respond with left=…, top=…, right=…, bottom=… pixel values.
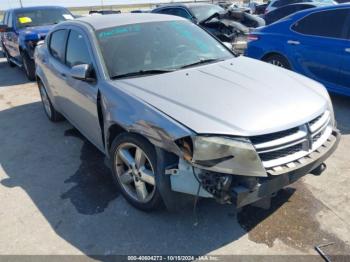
left=22, top=52, right=36, bottom=81
left=38, top=81, right=63, bottom=122
left=2, top=45, right=15, bottom=67
left=265, top=54, right=291, bottom=70
left=110, top=133, right=163, bottom=211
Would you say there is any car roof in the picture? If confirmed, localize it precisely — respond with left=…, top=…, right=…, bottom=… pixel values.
left=10, top=6, right=68, bottom=13
left=75, top=13, right=185, bottom=30
left=290, top=3, right=350, bottom=18
left=268, top=2, right=318, bottom=11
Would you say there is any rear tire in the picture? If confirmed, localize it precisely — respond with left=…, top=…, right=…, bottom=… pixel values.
left=22, top=52, right=36, bottom=81
left=2, top=45, right=15, bottom=67
left=263, top=54, right=291, bottom=70
left=38, top=81, right=63, bottom=122
left=110, top=133, right=164, bottom=211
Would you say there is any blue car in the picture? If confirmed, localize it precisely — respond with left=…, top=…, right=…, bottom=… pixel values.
left=0, top=6, right=74, bottom=80
left=246, top=4, right=350, bottom=96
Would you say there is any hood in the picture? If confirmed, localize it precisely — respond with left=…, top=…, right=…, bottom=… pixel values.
left=114, top=57, right=329, bottom=136
left=18, top=25, right=52, bottom=41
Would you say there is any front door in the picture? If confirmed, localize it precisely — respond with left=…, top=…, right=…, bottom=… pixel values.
left=57, top=28, right=103, bottom=150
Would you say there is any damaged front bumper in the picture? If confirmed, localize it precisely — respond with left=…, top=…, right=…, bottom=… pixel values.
left=232, top=129, right=340, bottom=207
left=169, top=129, right=340, bottom=208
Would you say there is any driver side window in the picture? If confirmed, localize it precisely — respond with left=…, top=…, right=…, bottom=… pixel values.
left=49, top=29, right=68, bottom=63
left=65, top=30, right=91, bottom=68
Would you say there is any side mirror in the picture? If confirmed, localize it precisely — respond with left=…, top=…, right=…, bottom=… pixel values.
left=70, top=64, right=96, bottom=82
left=0, top=24, right=8, bottom=33
left=191, top=17, right=198, bottom=24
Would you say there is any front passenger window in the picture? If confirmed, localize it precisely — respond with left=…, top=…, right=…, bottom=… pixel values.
left=66, top=30, right=91, bottom=68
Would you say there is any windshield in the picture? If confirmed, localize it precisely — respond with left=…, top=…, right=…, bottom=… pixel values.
left=189, top=5, right=225, bottom=22
left=15, top=8, right=73, bottom=28
left=96, top=21, right=233, bottom=79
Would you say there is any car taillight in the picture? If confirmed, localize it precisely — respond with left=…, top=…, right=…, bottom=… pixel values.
left=247, top=34, right=259, bottom=42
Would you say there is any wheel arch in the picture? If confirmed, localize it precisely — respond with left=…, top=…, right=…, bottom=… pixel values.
left=261, top=51, right=288, bottom=61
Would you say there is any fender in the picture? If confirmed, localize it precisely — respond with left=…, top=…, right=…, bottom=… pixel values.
left=99, top=83, right=194, bottom=158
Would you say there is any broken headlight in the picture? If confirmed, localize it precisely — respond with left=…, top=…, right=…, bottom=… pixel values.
left=178, top=136, right=267, bottom=177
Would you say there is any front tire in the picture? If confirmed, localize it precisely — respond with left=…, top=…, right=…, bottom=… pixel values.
left=110, top=133, right=163, bottom=211
left=22, top=52, right=36, bottom=81
left=263, top=54, right=291, bottom=70
left=38, top=81, right=63, bottom=122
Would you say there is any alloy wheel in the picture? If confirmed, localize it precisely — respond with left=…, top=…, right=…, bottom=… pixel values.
left=269, top=59, right=285, bottom=68
left=115, top=143, right=156, bottom=203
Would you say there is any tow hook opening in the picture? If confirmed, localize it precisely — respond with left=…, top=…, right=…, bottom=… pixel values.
left=311, top=163, right=327, bottom=176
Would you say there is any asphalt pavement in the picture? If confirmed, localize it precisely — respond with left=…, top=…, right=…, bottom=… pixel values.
left=0, top=56, right=350, bottom=259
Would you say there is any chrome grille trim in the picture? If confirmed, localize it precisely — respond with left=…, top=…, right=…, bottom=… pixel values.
left=251, top=111, right=332, bottom=170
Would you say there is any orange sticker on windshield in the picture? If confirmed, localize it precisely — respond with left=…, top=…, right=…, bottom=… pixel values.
left=18, top=17, right=32, bottom=24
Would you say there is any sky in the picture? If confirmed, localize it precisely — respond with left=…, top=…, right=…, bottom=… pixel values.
left=0, top=0, right=198, bottom=10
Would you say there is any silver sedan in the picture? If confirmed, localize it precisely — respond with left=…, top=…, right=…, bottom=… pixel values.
left=35, top=14, right=339, bottom=211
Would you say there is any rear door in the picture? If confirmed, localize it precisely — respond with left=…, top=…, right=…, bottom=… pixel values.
left=45, top=29, right=69, bottom=111
left=4, top=11, right=18, bottom=58
left=288, top=8, right=349, bottom=89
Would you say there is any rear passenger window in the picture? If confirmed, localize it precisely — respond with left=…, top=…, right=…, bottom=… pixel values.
left=49, top=29, right=68, bottom=63
left=65, top=30, right=91, bottom=68
left=292, top=9, right=349, bottom=39
left=7, top=12, right=13, bottom=28
left=3, top=12, right=8, bottom=25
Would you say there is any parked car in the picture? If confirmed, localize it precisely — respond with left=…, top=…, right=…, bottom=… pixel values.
left=152, top=3, right=265, bottom=53
left=255, top=3, right=269, bottom=14
left=246, top=4, right=350, bottom=96
left=35, top=14, right=339, bottom=211
left=0, top=6, right=74, bottom=80
left=264, top=3, right=319, bottom=24
left=265, top=0, right=336, bottom=13
left=89, top=10, right=121, bottom=15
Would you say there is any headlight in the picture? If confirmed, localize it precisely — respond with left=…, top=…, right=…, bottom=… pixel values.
left=179, top=136, right=267, bottom=177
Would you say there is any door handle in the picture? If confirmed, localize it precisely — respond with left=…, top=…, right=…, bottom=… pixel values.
left=287, top=40, right=300, bottom=45
left=345, top=48, right=350, bottom=53
left=60, top=73, right=67, bottom=78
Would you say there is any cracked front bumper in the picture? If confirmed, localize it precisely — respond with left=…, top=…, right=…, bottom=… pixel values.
left=232, top=129, right=340, bottom=208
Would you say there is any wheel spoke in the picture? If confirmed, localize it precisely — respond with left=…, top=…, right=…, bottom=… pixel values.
left=118, top=149, right=135, bottom=167
left=119, top=170, right=134, bottom=185
left=135, top=180, right=148, bottom=201
left=139, top=167, right=155, bottom=186
left=134, top=147, right=146, bottom=169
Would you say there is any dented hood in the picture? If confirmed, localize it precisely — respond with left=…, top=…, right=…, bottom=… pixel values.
left=115, top=57, right=329, bottom=136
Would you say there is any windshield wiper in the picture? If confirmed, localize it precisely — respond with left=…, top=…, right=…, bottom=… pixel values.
left=179, top=58, right=224, bottom=69
left=111, top=69, right=175, bottom=80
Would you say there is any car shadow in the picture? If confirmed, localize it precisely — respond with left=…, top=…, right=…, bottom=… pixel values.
left=331, top=94, right=350, bottom=135
left=0, top=101, right=298, bottom=255
left=0, top=58, right=29, bottom=88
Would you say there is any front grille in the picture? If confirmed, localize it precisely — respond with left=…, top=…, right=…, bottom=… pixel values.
left=250, top=127, right=299, bottom=145
left=259, top=143, right=303, bottom=162
left=251, top=110, right=332, bottom=169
